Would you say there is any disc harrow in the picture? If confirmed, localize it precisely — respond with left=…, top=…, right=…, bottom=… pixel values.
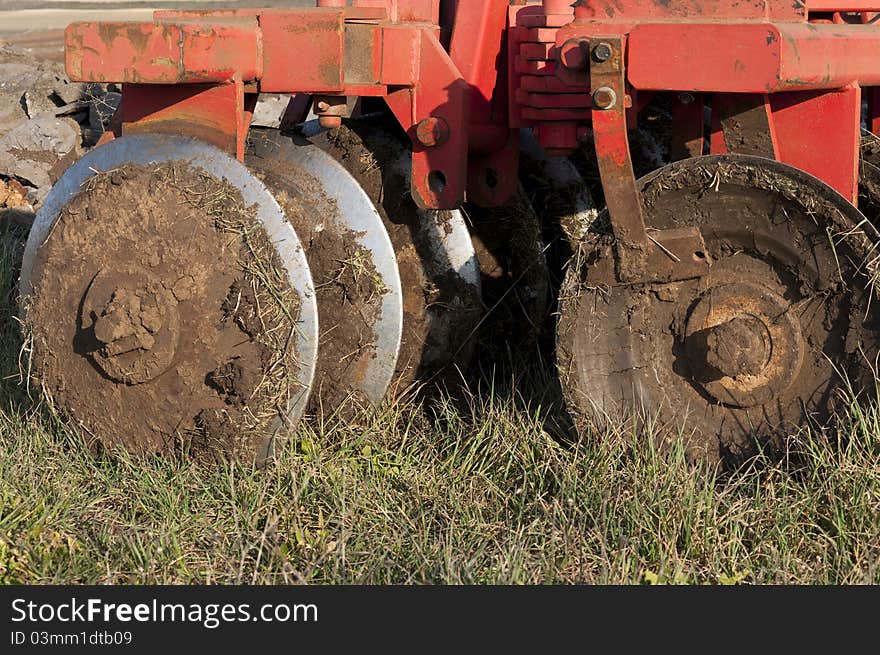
left=246, top=128, right=404, bottom=411
left=16, top=1, right=880, bottom=466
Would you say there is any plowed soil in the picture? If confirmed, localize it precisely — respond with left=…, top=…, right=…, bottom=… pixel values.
left=26, top=162, right=299, bottom=461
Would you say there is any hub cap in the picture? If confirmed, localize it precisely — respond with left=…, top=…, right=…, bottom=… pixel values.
left=683, top=283, right=803, bottom=408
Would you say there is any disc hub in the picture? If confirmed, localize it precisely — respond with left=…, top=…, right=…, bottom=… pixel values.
left=683, top=282, right=804, bottom=408
left=704, top=315, right=769, bottom=379
left=82, top=266, right=180, bottom=384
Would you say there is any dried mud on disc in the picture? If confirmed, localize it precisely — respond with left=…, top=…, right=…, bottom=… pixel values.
left=306, top=120, right=481, bottom=387
left=255, top=162, right=387, bottom=412
left=558, top=155, right=880, bottom=464
left=25, top=163, right=300, bottom=461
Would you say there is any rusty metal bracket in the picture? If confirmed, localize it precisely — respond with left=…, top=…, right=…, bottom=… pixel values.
left=589, top=35, right=709, bottom=284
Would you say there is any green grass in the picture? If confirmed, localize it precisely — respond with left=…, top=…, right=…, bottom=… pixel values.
left=0, top=226, right=878, bottom=584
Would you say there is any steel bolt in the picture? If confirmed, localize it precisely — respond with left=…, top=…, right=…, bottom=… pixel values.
left=415, top=117, right=450, bottom=148
left=679, top=92, right=695, bottom=105
left=316, top=100, right=331, bottom=112
left=592, top=86, right=617, bottom=110
left=592, top=42, right=613, bottom=63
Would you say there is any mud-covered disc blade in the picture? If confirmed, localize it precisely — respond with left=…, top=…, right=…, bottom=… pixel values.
left=21, top=134, right=318, bottom=462
left=246, top=127, right=403, bottom=411
left=298, top=119, right=482, bottom=389
left=558, top=154, right=880, bottom=463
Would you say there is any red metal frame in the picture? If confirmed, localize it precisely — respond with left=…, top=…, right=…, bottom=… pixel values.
left=507, top=0, right=880, bottom=205
left=65, top=1, right=515, bottom=209
left=62, top=0, right=880, bottom=212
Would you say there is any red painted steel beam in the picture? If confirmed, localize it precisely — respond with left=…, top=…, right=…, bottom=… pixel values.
left=66, top=20, right=261, bottom=84
left=66, top=11, right=350, bottom=93
left=65, top=11, right=436, bottom=93
left=628, top=22, right=880, bottom=92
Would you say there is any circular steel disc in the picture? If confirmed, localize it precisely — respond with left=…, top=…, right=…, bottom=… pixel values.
left=298, top=119, right=482, bottom=386
left=20, top=133, right=319, bottom=460
left=247, top=127, right=403, bottom=406
left=557, top=154, right=880, bottom=464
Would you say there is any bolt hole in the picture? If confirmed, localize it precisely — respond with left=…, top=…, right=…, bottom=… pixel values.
left=485, top=168, right=499, bottom=190
left=693, top=251, right=707, bottom=261
left=428, top=170, right=447, bottom=195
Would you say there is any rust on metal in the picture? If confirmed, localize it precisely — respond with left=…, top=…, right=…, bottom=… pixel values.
left=591, top=86, right=616, bottom=109
left=588, top=36, right=650, bottom=282
left=415, top=117, right=450, bottom=148
left=590, top=36, right=709, bottom=284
